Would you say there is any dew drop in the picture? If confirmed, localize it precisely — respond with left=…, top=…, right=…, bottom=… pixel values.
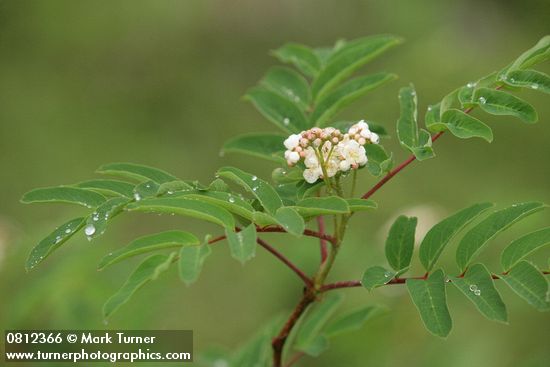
left=55, top=236, right=62, bottom=244
left=251, top=176, right=258, bottom=181
left=509, top=78, right=515, bottom=83
left=283, top=118, right=290, bottom=126
left=167, top=190, right=174, bottom=195
left=384, top=272, right=393, bottom=278
left=145, top=184, right=150, bottom=188
left=65, top=228, right=72, bottom=234
left=229, top=196, right=236, bottom=203
left=469, top=284, right=478, bottom=292
left=478, top=97, right=487, bottom=105
left=531, top=84, right=539, bottom=90
left=427, top=106, right=432, bottom=111
left=84, top=224, right=96, bottom=236
left=467, top=82, right=476, bottom=88
left=133, top=192, right=142, bottom=201
left=252, top=187, right=258, bottom=192
left=474, top=289, right=481, bottom=296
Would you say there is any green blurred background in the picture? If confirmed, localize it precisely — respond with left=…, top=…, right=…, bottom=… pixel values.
left=1, top=1, right=549, bottom=366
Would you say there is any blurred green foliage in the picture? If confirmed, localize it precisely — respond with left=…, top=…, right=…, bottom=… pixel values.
left=1, top=1, right=549, bottom=366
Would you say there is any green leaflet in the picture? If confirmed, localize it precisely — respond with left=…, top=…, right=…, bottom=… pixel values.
left=500, top=261, right=550, bottom=311
left=312, top=34, right=401, bottom=101
left=361, top=266, right=396, bottom=290
left=173, top=190, right=255, bottom=221
left=294, top=293, right=343, bottom=356
left=419, top=203, right=494, bottom=272
left=222, top=133, right=286, bottom=163
left=127, top=197, right=235, bottom=229
left=456, top=202, right=546, bottom=272
left=217, top=166, right=283, bottom=215
left=406, top=270, right=453, bottom=338
left=85, top=197, right=130, bottom=240
left=310, top=72, right=397, bottom=126
left=76, top=179, right=135, bottom=198
left=474, top=88, right=537, bottom=123
left=244, top=87, right=309, bottom=133
left=21, top=186, right=106, bottom=208
left=451, top=264, right=508, bottom=323
left=157, top=180, right=194, bottom=195
left=503, top=70, right=550, bottom=94
left=225, top=224, right=257, bottom=264
left=179, top=240, right=212, bottom=286
left=442, top=109, right=493, bottom=142
left=98, top=230, right=199, bottom=270
left=275, top=207, right=305, bottom=237
left=292, top=196, right=350, bottom=217
left=133, top=180, right=160, bottom=200
left=501, top=227, right=550, bottom=271
left=97, top=162, right=178, bottom=183
left=385, top=215, right=417, bottom=272
left=271, top=43, right=321, bottom=78
left=323, top=305, right=385, bottom=338
left=103, top=252, right=177, bottom=319
left=508, top=35, right=550, bottom=71
left=346, top=198, right=377, bottom=212
left=425, top=103, right=447, bottom=133
left=260, top=66, right=311, bottom=110
left=396, top=85, right=419, bottom=149
left=365, top=144, right=393, bottom=176
left=26, top=217, right=86, bottom=271
left=231, top=317, right=283, bottom=367
left=396, top=85, right=434, bottom=160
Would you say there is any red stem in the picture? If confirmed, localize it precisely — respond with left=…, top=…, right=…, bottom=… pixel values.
left=361, top=131, right=445, bottom=200
left=209, top=228, right=312, bottom=287
left=257, top=238, right=312, bottom=287
left=317, top=215, right=328, bottom=264
left=321, top=271, right=550, bottom=292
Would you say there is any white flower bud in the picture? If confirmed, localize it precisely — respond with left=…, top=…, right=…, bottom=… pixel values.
left=284, top=134, right=301, bottom=150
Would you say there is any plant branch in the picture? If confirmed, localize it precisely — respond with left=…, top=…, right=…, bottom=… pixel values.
left=257, top=238, right=313, bottom=287
left=361, top=131, right=445, bottom=200
left=321, top=270, right=550, bottom=292
left=208, top=229, right=312, bottom=287
left=272, top=290, right=316, bottom=367
left=317, top=215, right=328, bottom=264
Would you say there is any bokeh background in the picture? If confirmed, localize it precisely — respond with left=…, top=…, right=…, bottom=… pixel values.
left=1, top=1, right=549, bottom=366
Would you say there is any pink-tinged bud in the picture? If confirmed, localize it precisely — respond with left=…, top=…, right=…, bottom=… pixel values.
left=358, top=137, right=366, bottom=145
left=300, top=151, right=306, bottom=158
left=300, top=138, right=308, bottom=147
left=295, top=146, right=302, bottom=152
left=314, top=138, right=322, bottom=147
left=352, top=163, right=358, bottom=169
left=320, top=132, right=327, bottom=139
left=332, top=137, right=339, bottom=143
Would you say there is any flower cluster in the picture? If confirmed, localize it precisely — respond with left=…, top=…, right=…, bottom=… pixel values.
left=283, top=120, right=379, bottom=183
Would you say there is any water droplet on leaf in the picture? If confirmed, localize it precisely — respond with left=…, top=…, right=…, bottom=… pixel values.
left=84, top=224, right=96, bottom=236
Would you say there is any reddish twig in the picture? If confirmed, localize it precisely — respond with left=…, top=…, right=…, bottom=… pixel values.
left=361, top=131, right=445, bottom=200
left=257, top=238, right=312, bottom=287
left=317, top=215, right=328, bottom=264
left=272, top=291, right=316, bottom=367
left=258, top=226, right=337, bottom=245
left=321, top=270, right=550, bottom=292
left=209, top=229, right=312, bottom=287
